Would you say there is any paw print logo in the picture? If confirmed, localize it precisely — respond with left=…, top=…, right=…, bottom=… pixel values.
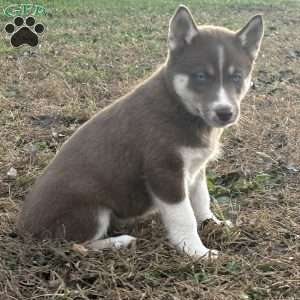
left=5, top=16, right=44, bottom=47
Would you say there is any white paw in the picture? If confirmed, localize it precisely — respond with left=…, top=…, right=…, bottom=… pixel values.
left=201, top=249, right=219, bottom=260
left=223, top=220, right=233, bottom=227
left=85, top=235, right=136, bottom=250
left=183, top=245, right=219, bottom=260
left=113, top=235, right=137, bottom=249
left=211, top=215, right=233, bottom=227
left=178, top=239, right=219, bottom=260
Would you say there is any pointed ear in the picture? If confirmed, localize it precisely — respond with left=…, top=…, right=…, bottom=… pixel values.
left=168, top=5, right=198, bottom=51
left=236, top=15, right=264, bottom=60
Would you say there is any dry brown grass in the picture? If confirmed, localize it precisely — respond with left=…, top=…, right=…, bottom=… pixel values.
left=0, top=1, right=300, bottom=299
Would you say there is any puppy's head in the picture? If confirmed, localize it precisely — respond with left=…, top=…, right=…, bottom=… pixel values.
left=166, top=5, right=264, bottom=128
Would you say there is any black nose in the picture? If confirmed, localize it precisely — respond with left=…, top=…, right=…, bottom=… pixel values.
left=215, top=107, right=233, bottom=122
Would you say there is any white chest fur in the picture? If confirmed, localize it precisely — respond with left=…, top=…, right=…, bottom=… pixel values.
left=179, top=129, right=223, bottom=185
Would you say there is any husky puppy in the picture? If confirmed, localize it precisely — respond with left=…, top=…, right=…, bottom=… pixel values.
left=17, top=5, right=263, bottom=258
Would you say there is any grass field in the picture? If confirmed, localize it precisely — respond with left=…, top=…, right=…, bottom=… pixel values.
left=1, top=0, right=300, bottom=299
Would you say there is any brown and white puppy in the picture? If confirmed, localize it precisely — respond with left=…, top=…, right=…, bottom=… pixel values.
left=17, top=6, right=263, bottom=259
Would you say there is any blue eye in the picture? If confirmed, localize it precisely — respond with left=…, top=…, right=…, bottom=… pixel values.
left=231, top=73, right=243, bottom=83
left=192, top=72, right=208, bottom=82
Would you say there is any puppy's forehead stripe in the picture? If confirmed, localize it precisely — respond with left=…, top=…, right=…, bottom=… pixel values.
left=218, top=45, right=224, bottom=84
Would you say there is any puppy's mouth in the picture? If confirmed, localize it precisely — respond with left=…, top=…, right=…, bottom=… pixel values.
left=212, top=117, right=238, bottom=128
left=197, top=108, right=239, bottom=128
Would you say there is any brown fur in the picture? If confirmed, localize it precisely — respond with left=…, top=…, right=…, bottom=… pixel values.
left=17, top=68, right=215, bottom=241
left=17, top=7, right=263, bottom=243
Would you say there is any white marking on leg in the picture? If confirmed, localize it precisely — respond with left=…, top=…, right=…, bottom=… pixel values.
left=189, top=170, right=233, bottom=227
left=189, top=169, right=214, bottom=223
left=86, top=235, right=136, bottom=250
left=153, top=194, right=216, bottom=258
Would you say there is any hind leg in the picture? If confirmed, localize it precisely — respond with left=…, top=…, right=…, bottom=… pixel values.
left=84, top=208, right=136, bottom=250
left=86, top=235, right=137, bottom=250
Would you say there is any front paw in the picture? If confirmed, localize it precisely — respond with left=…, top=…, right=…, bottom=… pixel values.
left=202, top=249, right=219, bottom=260
left=178, top=240, right=219, bottom=260
left=191, top=248, right=219, bottom=260
left=204, top=215, right=234, bottom=228
left=222, top=220, right=233, bottom=227
left=214, top=219, right=233, bottom=228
